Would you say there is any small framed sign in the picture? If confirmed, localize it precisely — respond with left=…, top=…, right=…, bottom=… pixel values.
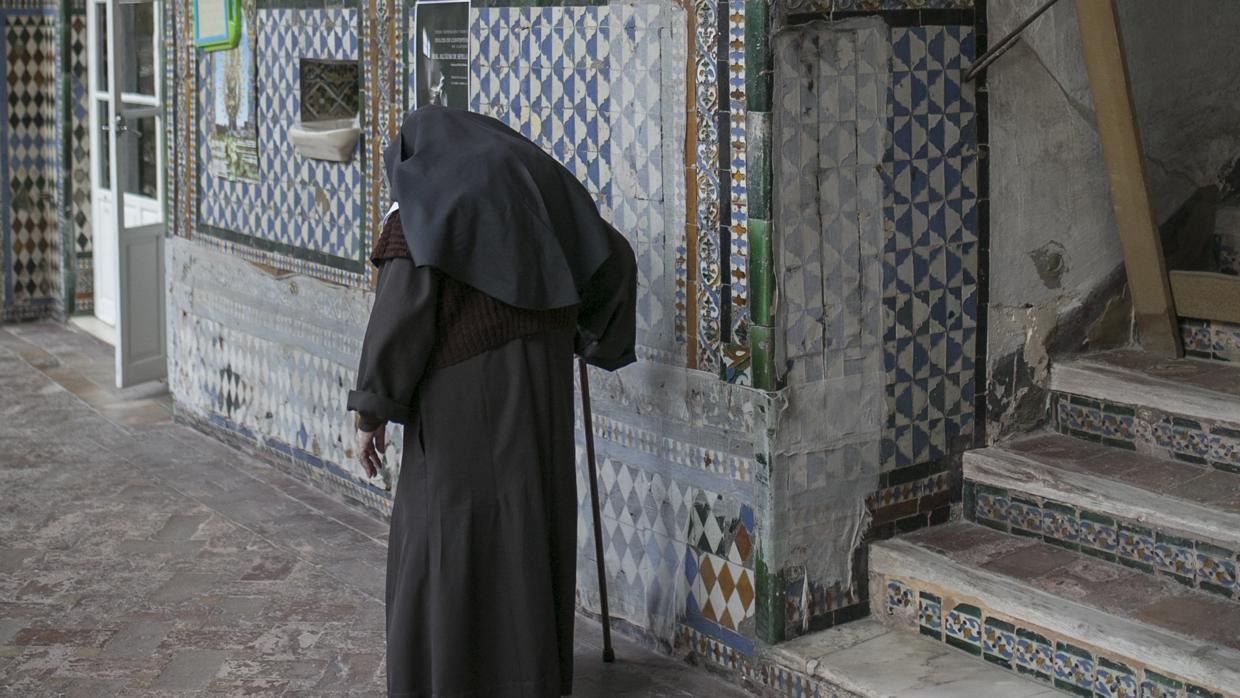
left=194, top=0, right=240, bottom=51
left=412, top=0, right=470, bottom=109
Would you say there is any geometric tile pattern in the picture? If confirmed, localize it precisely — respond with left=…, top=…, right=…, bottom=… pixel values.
left=679, top=625, right=865, bottom=698
left=880, top=25, right=979, bottom=471
left=775, top=20, right=889, bottom=388
left=771, top=21, right=892, bottom=638
left=68, top=9, right=91, bottom=312
left=784, top=569, right=867, bottom=636
left=576, top=448, right=690, bottom=633
left=465, top=3, right=683, bottom=365
left=685, top=499, right=756, bottom=635
left=299, top=58, right=360, bottom=123
left=573, top=439, right=758, bottom=652
left=575, top=411, right=758, bottom=654
left=589, top=412, right=754, bottom=482
left=197, top=8, right=364, bottom=267
left=967, top=481, right=1240, bottom=600
left=465, top=6, right=616, bottom=211
left=691, top=0, right=723, bottom=374
left=884, top=575, right=1223, bottom=698
left=1181, top=317, right=1240, bottom=363
left=170, top=310, right=400, bottom=510
left=1053, top=392, right=1240, bottom=475
left=4, top=12, right=60, bottom=315
left=774, top=21, right=979, bottom=473
left=685, top=0, right=751, bottom=383
left=725, top=0, right=748, bottom=353
left=772, top=19, right=980, bottom=637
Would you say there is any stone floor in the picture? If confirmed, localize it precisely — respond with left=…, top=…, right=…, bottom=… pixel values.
left=0, top=321, right=751, bottom=697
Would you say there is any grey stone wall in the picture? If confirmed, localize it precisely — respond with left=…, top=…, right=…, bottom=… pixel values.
left=986, top=0, right=1240, bottom=437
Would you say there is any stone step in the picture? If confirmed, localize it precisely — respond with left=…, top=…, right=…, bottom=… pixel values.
left=1048, top=349, right=1240, bottom=474
left=871, top=522, right=1240, bottom=698
left=760, top=618, right=1059, bottom=697
left=963, top=433, right=1240, bottom=600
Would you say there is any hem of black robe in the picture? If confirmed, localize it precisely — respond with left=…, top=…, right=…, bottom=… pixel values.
left=347, top=389, right=414, bottom=426
left=387, top=674, right=566, bottom=697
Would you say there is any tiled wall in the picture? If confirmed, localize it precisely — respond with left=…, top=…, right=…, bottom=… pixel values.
left=769, top=10, right=980, bottom=638
left=68, top=5, right=91, bottom=313
left=878, top=24, right=979, bottom=472
left=463, top=3, right=684, bottom=365
left=164, top=0, right=986, bottom=666
left=1182, top=317, right=1240, bottom=364
left=1, top=6, right=62, bottom=323
left=165, top=236, right=398, bottom=514
left=165, top=0, right=774, bottom=660
left=195, top=5, right=366, bottom=283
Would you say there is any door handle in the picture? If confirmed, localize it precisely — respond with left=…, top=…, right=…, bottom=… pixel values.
left=104, top=114, right=129, bottom=134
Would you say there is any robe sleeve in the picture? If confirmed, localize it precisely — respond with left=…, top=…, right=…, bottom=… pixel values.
left=575, top=223, right=637, bottom=371
left=347, top=258, right=440, bottom=431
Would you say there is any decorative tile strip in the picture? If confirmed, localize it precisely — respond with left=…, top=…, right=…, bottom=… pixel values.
left=589, top=413, right=754, bottom=482
left=678, top=625, right=865, bottom=698
left=1181, top=318, right=1240, bottom=363
left=883, top=574, right=1227, bottom=698
left=1053, top=392, right=1240, bottom=475
left=866, top=471, right=951, bottom=510
left=965, top=481, right=1240, bottom=600
left=784, top=572, right=867, bottom=637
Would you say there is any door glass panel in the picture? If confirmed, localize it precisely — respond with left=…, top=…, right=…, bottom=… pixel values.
left=95, top=2, right=108, bottom=91
left=97, top=99, right=111, bottom=189
left=118, top=110, right=158, bottom=199
left=117, top=2, right=156, bottom=96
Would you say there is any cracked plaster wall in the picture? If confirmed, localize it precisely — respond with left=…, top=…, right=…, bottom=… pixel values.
left=986, top=0, right=1240, bottom=437
left=770, top=18, right=889, bottom=634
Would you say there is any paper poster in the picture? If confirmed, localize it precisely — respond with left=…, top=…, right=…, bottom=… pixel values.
left=413, top=0, right=470, bottom=109
left=194, top=0, right=230, bottom=43
left=207, top=0, right=259, bottom=182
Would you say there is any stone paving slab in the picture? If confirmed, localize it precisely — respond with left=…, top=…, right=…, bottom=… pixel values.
left=0, top=322, right=752, bottom=697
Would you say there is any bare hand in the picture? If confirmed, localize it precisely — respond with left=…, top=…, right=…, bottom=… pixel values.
left=357, top=425, right=386, bottom=478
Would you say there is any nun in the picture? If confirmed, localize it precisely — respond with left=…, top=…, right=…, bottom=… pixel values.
left=347, top=105, right=637, bottom=697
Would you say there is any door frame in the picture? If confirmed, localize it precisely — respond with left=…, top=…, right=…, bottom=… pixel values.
left=87, top=0, right=169, bottom=386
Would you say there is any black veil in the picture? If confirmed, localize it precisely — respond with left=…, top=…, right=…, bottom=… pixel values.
left=382, top=105, right=615, bottom=311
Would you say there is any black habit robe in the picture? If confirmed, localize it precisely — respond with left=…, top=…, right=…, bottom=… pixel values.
left=348, top=212, right=636, bottom=697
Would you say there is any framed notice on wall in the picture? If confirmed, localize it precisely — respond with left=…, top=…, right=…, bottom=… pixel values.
left=194, top=0, right=240, bottom=51
left=412, top=0, right=470, bottom=109
left=206, top=0, right=259, bottom=180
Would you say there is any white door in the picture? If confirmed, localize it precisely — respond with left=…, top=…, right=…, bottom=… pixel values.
left=88, top=0, right=167, bottom=386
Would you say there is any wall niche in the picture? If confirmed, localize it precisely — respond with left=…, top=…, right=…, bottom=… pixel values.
left=291, top=58, right=361, bottom=162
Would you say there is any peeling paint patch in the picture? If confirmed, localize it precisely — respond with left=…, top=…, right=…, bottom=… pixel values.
left=1029, top=241, right=1069, bottom=290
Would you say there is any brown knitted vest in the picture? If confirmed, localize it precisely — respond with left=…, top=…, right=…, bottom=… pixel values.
left=372, top=211, right=578, bottom=369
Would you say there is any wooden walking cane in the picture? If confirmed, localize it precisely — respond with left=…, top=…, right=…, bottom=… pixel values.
left=578, top=357, right=615, bottom=663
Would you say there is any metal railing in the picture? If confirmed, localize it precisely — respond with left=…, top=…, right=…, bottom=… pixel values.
left=964, top=0, right=1065, bottom=83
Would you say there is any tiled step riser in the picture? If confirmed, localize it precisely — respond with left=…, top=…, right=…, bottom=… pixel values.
left=680, top=626, right=866, bottom=698
left=1181, top=318, right=1240, bottom=363
left=961, top=480, right=1239, bottom=601
left=874, top=573, right=1231, bottom=698
left=1051, top=392, right=1240, bottom=476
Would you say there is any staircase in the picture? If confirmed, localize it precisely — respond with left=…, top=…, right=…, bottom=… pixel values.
left=871, top=349, right=1240, bottom=698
